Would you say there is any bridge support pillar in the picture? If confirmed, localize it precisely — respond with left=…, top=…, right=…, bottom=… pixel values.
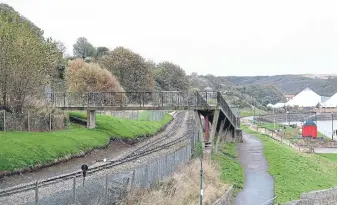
left=87, top=110, right=96, bottom=129
left=215, top=119, right=225, bottom=153
left=235, top=128, right=243, bottom=142
left=210, top=109, right=220, bottom=147
left=194, top=111, right=205, bottom=147
left=224, top=127, right=233, bottom=142
left=205, top=115, right=209, bottom=142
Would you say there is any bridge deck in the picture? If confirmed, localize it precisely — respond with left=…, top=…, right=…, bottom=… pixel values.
left=46, top=91, right=239, bottom=127
left=58, top=105, right=218, bottom=111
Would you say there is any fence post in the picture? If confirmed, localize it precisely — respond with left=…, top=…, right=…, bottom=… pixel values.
left=165, top=155, right=168, bottom=177
left=73, top=176, right=76, bottom=204
left=63, top=92, right=66, bottom=107
left=49, top=113, right=52, bottom=132
left=144, top=165, right=149, bottom=188
left=3, top=110, right=5, bottom=132
left=130, top=170, right=136, bottom=192
left=35, top=181, right=39, bottom=205
left=105, top=174, right=108, bottom=205
left=27, top=111, right=30, bottom=132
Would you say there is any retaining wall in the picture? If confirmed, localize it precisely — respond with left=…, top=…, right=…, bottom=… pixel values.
left=283, top=187, right=337, bottom=205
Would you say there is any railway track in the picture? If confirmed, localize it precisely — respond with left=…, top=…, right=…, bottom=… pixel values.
left=0, top=111, right=194, bottom=198
left=123, top=111, right=187, bottom=158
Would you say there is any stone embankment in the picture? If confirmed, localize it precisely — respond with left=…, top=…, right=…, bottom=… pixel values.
left=283, top=187, right=337, bottom=205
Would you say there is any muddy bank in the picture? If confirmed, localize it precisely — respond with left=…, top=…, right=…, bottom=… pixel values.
left=0, top=115, right=174, bottom=180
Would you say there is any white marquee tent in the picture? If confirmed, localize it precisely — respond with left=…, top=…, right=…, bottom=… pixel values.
left=322, top=93, right=337, bottom=108
left=286, top=88, right=322, bottom=107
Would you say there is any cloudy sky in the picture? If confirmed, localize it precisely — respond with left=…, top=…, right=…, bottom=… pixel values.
left=1, top=0, right=337, bottom=76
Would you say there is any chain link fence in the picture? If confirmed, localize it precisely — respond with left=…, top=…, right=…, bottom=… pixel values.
left=0, top=129, right=200, bottom=205
left=97, top=110, right=169, bottom=121
left=0, top=109, right=68, bottom=132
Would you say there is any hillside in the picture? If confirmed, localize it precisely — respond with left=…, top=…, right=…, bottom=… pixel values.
left=189, top=74, right=286, bottom=109
left=224, top=75, right=337, bottom=97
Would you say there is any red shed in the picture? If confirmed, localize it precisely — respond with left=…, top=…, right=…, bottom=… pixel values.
left=302, top=120, right=317, bottom=138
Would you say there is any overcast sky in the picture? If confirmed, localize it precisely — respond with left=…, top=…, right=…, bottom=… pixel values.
left=1, top=0, right=337, bottom=76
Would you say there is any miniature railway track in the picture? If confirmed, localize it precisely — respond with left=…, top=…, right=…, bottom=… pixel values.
left=0, top=113, right=193, bottom=197
left=123, top=111, right=187, bottom=158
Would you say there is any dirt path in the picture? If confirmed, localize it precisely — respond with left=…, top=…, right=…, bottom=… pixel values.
left=235, top=132, right=275, bottom=205
left=0, top=111, right=185, bottom=190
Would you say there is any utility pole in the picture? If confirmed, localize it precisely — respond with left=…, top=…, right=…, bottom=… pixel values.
left=199, top=129, right=203, bottom=205
left=200, top=156, right=203, bottom=205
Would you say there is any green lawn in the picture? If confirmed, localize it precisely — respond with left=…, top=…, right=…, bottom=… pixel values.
left=241, top=125, right=337, bottom=204
left=240, top=107, right=267, bottom=117
left=317, top=153, right=337, bottom=162
left=0, top=112, right=172, bottom=172
left=212, top=142, right=245, bottom=194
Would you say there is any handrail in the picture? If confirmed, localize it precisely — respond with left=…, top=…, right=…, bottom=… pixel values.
left=46, top=91, right=218, bottom=108
left=217, top=92, right=237, bottom=127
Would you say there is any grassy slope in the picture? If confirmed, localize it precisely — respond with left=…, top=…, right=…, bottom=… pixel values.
left=240, top=107, right=267, bottom=117
left=241, top=125, right=337, bottom=204
left=0, top=112, right=172, bottom=172
left=317, top=153, right=337, bottom=162
left=212, top=142, right=245, bottom=193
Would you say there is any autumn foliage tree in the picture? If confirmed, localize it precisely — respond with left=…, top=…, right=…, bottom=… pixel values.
left=99, top=47, right=155, bottom=93
left=66, top=59, right=124, bottom=92
left=65, top=59, right=125, bottom=105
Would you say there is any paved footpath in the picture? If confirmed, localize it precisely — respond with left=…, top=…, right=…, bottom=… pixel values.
left=235, top=133, right=275, bottom=205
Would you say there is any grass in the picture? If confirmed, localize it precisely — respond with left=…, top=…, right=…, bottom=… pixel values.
left=317, top=153, right=337, bottom=162
left=241, top=125, right=337, bottom=204
left=240, top=107, right=267, bottom=117
left=0, top=112, right=172, bottom=172
left=137, top=110, right=170, bottom=121
left=120, top=159, right=229, bottom=205
left=212, top=142, right=244, bottom=194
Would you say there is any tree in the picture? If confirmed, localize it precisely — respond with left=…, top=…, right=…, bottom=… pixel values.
left=55, top=41, right=67, bottom=57
left=65, top=59, right=125, bottom=105
left=73, top=37, right=96, bottom=58
left=99, top=47, right=155, bottom=93
left=0, top=7, right=60, bottom=111
left=95, top=46, right=109, bottom=59
left=155, top=61, right=189, bottom=91
left=65, top=59, right=124, bottom=93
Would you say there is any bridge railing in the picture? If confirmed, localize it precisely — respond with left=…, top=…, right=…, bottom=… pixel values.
left=217, top=92, right=237, bottom=127
left=46, top=91, right=218, bottom=108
